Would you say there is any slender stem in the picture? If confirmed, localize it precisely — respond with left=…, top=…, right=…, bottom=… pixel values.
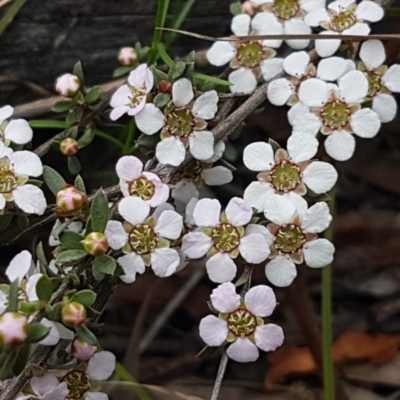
left=0, top=0, right=26, bottom=37
left=123, top=119, right=136, bottom=155
left=29, top=120, right=68, bottom=129
left=93, top=129, right=125, bottom=150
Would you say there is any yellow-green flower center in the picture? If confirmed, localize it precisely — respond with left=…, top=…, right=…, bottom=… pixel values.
left=321, top=100, right=351, bottom=129
left=129, top=87, right=146, bottom=108
left=128, top=224, right=159, bottom=254
left=329, top=11, right=356, bottom=32
left=274, top=224, right=306, bottom=254
left=0, top=157, right=17, bottom=194
left=273, top=0, right=300, bottom=19
left=227, top=308, right=257, bottom=337
left=166, top=108, right=195, bottom=137
left=62, top=370, right=90, bottom=399
left=237, top=42, right=264, bottom=68
left=129, top=177, right=155, bottom=201
left=364, top=70, right=383, bottom=97
left=211, top=223, right=241, bottom=253
left=270, top=161, right=301, bottom=192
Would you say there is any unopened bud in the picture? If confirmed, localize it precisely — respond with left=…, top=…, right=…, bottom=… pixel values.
left=83, top=232, right=109, bottom=256
left=60, top=138, right=79, bottom=156
left=241, top=1, right=258, bottom=15
left=56, top=73, right=81, bottom=97
left=118, top=47, right=138, bottom=66
left=72, top=337, right=97, bottom=360
left=56, top=186, right=88, bottom=216
left=62, top=302, right=87, bottom=328
left=0, top=312, right=28, bottom=346
left=158, top=80, right=172, bottom=93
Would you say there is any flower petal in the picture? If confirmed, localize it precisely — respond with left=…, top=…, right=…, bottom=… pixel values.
left=283, top=51, right=310, bottom=77
left=229, top=68, right=257, bottom=93
left=351, top=108, right=381, bottom=138
left=193, top=198, right=221, bottom=227
left=4, top=119, right=33, bottom=144
left=359, top=40, right=386, bottom=70
left=0, top=105, right=13, bottom=124
left=207, top=41, right=236, bottom=66
left=211, top=282, right=241, bottom=313
left=245, top=224, right=274, bottom=246
left=284, top=192, right=308, bottom=215
left=155, top=210, right=183, bottom=240
left=355, top=0, right=384, bottom=22
left=182, top=231, right=212, bottom=258
left=303, top=238, right=335, bottom=268
left=86, top=392, right=108, bottom=400
left=264, top=193, right=297, bottom=225
left=171, top=179, right=199, bottom=204
left=206, top=253, right=237, bottom=283
left=31, top=373, right=61, bottom=397
left=292, top=113, right=322, bottom=135
left=87, top=351, right=116, bottom=380
left=13, top=185, right=47, bottom=215
left=203, top=166, right=233, bottom=186
left=261, top=58, right=284, bottom=81
left=287, top=132, right=318, bottom=162
left=135, top=103, right=165, bottom=135
left=189, top=130, right=214, bottom=161
left=243, top=181, right=274, bottom=212
left=304, top=7, right=329, bottom=26
left=172, top=78, right=194, bottom=107
left=151, top=248, right=180, bottom=277
left=298, top=78, right=329, bottom=107
left=118, top=253, right=146, bottom=283
left=257, top=14, right=284, bottom=48
left=199, top=315, right=228, bottom=346
left=193, top=90, right=219, bottom=120
left=285, top=19, right=311, bottom=50
left=227, top=337, right=259, bottom=362
left=254, top=323, right=284, bottom=352
left=6, top=250, right=32, bottom=284
left=317, top=57, right=353, bottom=81
left=231, top=13, right=251, bottom=35
left=26, top=273, right=42, bottom=302
left=324, top=130, right=356, bottom=161
left=301, top=0, right=326, bottom=12
left=267, top=78, right=293, bottom=106
left=315, top=32, right=341, bottom=58
left=116, top=156, right=142, bottom=181
left=303, top=161, right=338, bottom=193
left=118, top=197, right=149, bottom=225
left=105, top=221, right=128, bottom=250
left=372, top=93, right=397, bottom=123
left=243, top=142, right=275, bottom=171
left=245, top=285, right=276, bottom=317
left=288, top=102, right=310, bottom=126
left=11, top=151, right=43, bottom=177
left=382, top=64, right=400, bottom=92
left=339, top=70, right=368, bottom=103
left=301, top=201, right=332, bottom=233
left=156, top=136, right=186, bottom=166
left=38, top=319, right=60, bottom=346
left=239, top=233, right=270, bottom=263
left=265, top=256, right=297, bottom=287
left=226, top=197, right=253, bottom=226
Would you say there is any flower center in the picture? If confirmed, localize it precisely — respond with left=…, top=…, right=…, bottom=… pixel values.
left=227, top=308, right=257, bottom=337
left=0, top=157, right=17, bottom=194
left=166, top=108, right=195, bottom=137
left=129, top=87, right=146, bottom=108
left=321, top=100, right=350, bottom=129
left=272, top=0, right=299, bottom=19
left=61, top=370, right=90, bottom=399
left=237, top=42, right=264, bottom=68
left=129, top=177, right=155, bottom=201
left=270, top=161, right=301, bottom=192
left=364, top=70, right=383, bottom=97
left=128, top=224, right=159, bottom=254
left=329, top=11, right=356, bottom=32
left=274, top=224, right=306, bottom=254
left=211, top=223, right=240, bottom=253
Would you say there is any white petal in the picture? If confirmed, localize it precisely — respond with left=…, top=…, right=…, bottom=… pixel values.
left=317, top=57, right=352, bottom=81
left=339, top=70, right=368, bottom=103
left=257, top=15, right=284, bottom=48
left=300, top=0, right=326, bottom=12
left=315, top=33, right=341, bottom=58
left=328, top=0, right=355, bottom=12
left=206, top=253, right=237, bottom=283
left=239, top=233, right=270, bottom=263
left=155, top=210, right=183, bottom=240
left=151, top=248, right=180, bottom=277
left=243, top=141, right=274, bottom=171
left=118, top=197, right=149, bottom=225
left=304, top=238, right=335, bottom=268
left=185, top=197, right=198, bottom=225
left=171, top=179, right=199, bottom=203
left=292, top=113, right=322, bottom=136
left=152, top=202, right=175, bottom=221
left=127, top=64, right=153, bottom=89
left=6, top=250, right=32, bottom=284
left=343, top=21, right=370, bottom=35
left=172, top=78, right=194, bottom=107
left=351, top=108, right=381, bottom=138
left=251, top=11, right=277, bottom=31
left=231, top=13, right=251, bottom=35
left=38, top=319, right=60, bottom=346
left=203, top=166, right=233, bottom=186
left=86, top=392, right=108, bottom=400
left=298, top=78, right=329, bottom=107
left=181, top=231, right=212, bottom=258
left=303, top=161, right=338, bottom=193
left=135, top=103, right=165, bottom=135
left=26, top=273, right=42, bottom=302
left=11, top=151, right=43, bottom=177
left=4, top=119, right=33, bottom=144
left=304, top=7, right=329, bottom=26
left=117, top=253, right=146, bottom=283
left=324, top=130, right=356, bottom=161
left=116, top=156, right=142, bottom=181
left=254, top=323, right=284, bottom=352
left=359, top=40, right=386, bottom=70
left=110, top=84, right=131, bottom=107
left=199, top=315, right=228, bottom=346
left=0, top=194, right=5, bottom=211
left=355, top=0, right=384, bottom=22
left=189, top=130, right=214, bottom=161
left=87, top=351, right=116, bottom=380
left=284, top=192, right=308, bottom=215
left=288, top=102, right=310, bottom=126
left=243, top=181, right=274, bottom=212
left=208, top=140, right=226, bottom=163
left=264, top=193, right=297, bottom=225
left=31, top=373, right=60, bottom=396
left=206, top=41, right=236, bottom=66
left=211, top=282, right=241, bottom=313
left=245, top=224, right=274, bottom=246
left=193, top=198, right=221, bottom=227
left=261, top=58, right=284, bottom=81
left=301, top=201, right=332, bottom=233
left=265, top=256, right=297, bottom=287
left=283, top=51, right=310, bottom=77
left=372, top=93, right=397, bottom=123
left=0, top=105, right=13, bottom=124
left=227, top=337, right=259, bottom=362
left=245, top=285, right=276, bottom=317
left=193, top=90, right=218, bottom=120
left=285, top=19, right=311, bottom=50
left=226, top=197, right=253, bottom=226
left=13, top=185, right=47, bottom=215
left=287, top=132, right=318, bottom=162
left=383, top=64, right=400, bottom=92
left=156, top=136, right=186, bottom=166
left=267, top=78, right=293, bottom=106
left=105, top=221, right=128, bottom=250
left=229, top=68, right=257, bottom=93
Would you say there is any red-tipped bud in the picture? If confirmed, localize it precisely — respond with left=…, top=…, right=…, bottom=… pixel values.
left=72, top=337, right=97, bottom=360
left=118, top=47, right=138, bottom=66
left=60, top=138, right=79, bottom=156
left=83, top=232, right=109, bottom=257
left=56, top=186, right=88, bottom=216
left=56, top=73, right=81, bottom=97
left=158, top=80, right=172, bottom=93
left=62, top=302, right=87, bottom=328
left=241, top=1, right=258, bottom=15
left=0, top=312, right=28, bottom=346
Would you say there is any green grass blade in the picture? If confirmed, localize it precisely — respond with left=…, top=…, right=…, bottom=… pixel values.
left=0, top=0, right=26, bottom=38
left=192, top=72, right=232, bottom=87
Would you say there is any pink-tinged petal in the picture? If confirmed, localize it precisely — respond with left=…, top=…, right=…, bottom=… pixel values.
left=239, top=233, right=270, bottom=263
left=6, top=250, right=32, bottom=284
left=315, top=33, right=341, bottom=58
left=265, top=256, right=297, bottom=287
left=118, top=197, right=149, bottom=225
left=13, top=185, right=46, bottom=215
left=0, top=105, right=13, bottom=124
left=301, top=201, right=332, bottom=233
left=339, top=70, right=368, bottom=103
left=283, top=51, right=309, bottom=77
left=11, top=151, right=43, bottom=177
left=4, top=119, right=32, bottom=144
left=110, top=105, right=130, bottom=121
left=182, top=231, right=212, bottom=258
left=351, top=108, right=381, bottom=138
left=292, top=113, right=322, bottom=136
left=203, top=166, right=233, bottom=186
left=151, top=248, right=180, bottom=277
left=264, top=193, right=297, bottom=225
left=207, top=41, right=236, bottom=66
left=304, top=7, right=329, bottom=26
left=172, top=179, right=199, bottom=204
left=243, top=141, right=274, bottom=171
left=193, top=198, right=221, bottom=227
left=355, top=0, right=384, bottom=22
left=372, top=93, right=397, bottom=123
left=156, top=136, right=186, bottom=166
left=87, top=351, right=116, bottom=380
left=118, top=253, right=146, bottom=283
left=105, top=221, right=128, bottom=250
left=243, top=181, right=274, bottom=212
left=317, top=57, right=352, bottom=81
left=232, top=13, right=251, bottom=35
left=298, top=78, right=329, bottom=107
left=127, top=64, right=151, bottom=89
left=359, top=40, right=386, bottom=70
left=287, top=132, right=318, bottom=162
left=189, top=130, right=214, bottom=161
left=245, top=224, right=274, bottom=246
left=206, top=253, right=237, bottom=283
left=116, top=155, right=143, bottom=181
left=382, top=64, right=400, bottom=92
left=172, top=78, right=194, bottom=107
left=31, top=373, right=60, bottom=396
left=283, top=192, right=308, bottom=215
left=86, top=392, right=108, bottom=400
left=155, top=210, right=183, bottom=240
left=261, top=58, right=284, bottom=81
left=267, top=78, right=293, bottom=106
left=324, top=130, right=356, bottom=161
left=226, top=197, right=253, bottom=226
left=229, top=68, right=257, bottom=93
left=199, top=315, right=228, bottom=346
left=227, top=337, right=259, bottom=362
left=211, top=282, right=241, bottom=313
left=303, top=161, right=338, bottom=193
left=285, top=19, right=311, bottom=50
left=135, top=103, right=165, bottom=135
left=127, top=98, right=146, bottom=116
left=304, top=238, right=335, bottom=268
left=288, top=102, right=309, bottom=126
left=254, top=323, right=284, bottom=352
left=193, top=90, right=219, bottom=120
left=147, top=187, right=170, bottom=208
left=245, top=285, right=276, bottom=317
left=300, top=0, right=325, bottom=12
left=110, top=85, right=131, bottom=107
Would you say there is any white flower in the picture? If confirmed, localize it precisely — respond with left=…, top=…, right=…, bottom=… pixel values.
left=243, top=133, right=338, bottom=212
left=18, top=373, right=68, bottom=400
left=293, top=70, right=381, bottom=161
left=116, top=155, right=169, bottom=207
left=182, top=197, right=270, bottom=283
left=0, top=143, right=47, bottom=214
left=207, top=14, right=283, bottom=93
left=199, top=282, right=284, bottom=362
left=0, top=105, right=33, bottom=146
left=105, top=197, right=183, bottom=282
left=110, top=64, right=154, bottom=121
left=55, top=73, right=81, bottom=98
left=267, top=51, right=355, bottom=106
left=135, top=78, right=218, bottom=166
left=358, top=40, right=400, bottom=123
left=305, top=0, right=384, bottom=57
left=263, top=194, right=335, bottom=287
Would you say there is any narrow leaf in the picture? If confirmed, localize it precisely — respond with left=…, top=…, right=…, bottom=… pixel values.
left=90, top=189, right=109, bottom=233
left=71, top=290, right=97, bottom=308
left=59, top=231, right=84, bottom=250
left=93, top=255, right=116, bottom=276
left=27, top=323, right=50, bottom=343
left=75, top=324, right=99, bottom=346
left=56, top=250, right=88, bottom=265
left=42, top=166, right=67, bottom=196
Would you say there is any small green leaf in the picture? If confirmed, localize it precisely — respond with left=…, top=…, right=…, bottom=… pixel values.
left=90, top=189, right=109, bottom=233
left=27, top=179, right=43, bottom=188
left=67, top=126, right=79, bottom=139
left=56, top=250, right=88, bottom=266
left=52, top=100, right=75, bottom=113
left=0, top=352, right=18, bottom=380
left=77, top=129, right=95, bottom=148
left=36, top=242, right=48, bottom=274
left=6, top=280, right=19, bottom=312
left=92, top=267, right=105, bottom=282
left=27, top=323, right=50, bottom=343
left=67, top=156, right=81, bottom=175
left=43, top=166, right=67, bottom=196
left=12, top=344, right=31, bottom=375
left=75, top=324, right=99, bottom=346
left=36, top=275, right=58, bottom=302
left=113, top=66, right=133, bottom=78
left=59, top=231, right=84, bottom=250
left=192, top=71, right=232, bottom=86
left=169, top=61, right=186, bottom=81
left=71, top=290, right=97, bottom=308
left=157, top=43, right=175, bottom=68
left=19, top=301, right=40, bottom=314
left=268, top=138, right=281, bottom=153
left=153, top=92, right=171, bottom=109
left=136, top=133, right=159, bottom=149
left=85, top=86, right=102, bottom=104
left=230, top=1, right=242, bottom=15
left=0, top=213, right=13, bottom=232
left=93, top=255, right=116, bottom=276
left=74, top=175, right=86, bottom=194
left=73, top=61, right=85, bottom=84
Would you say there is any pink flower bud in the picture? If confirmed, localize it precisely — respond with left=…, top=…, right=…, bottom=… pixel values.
left=60, top=138, right=79, bottom=156
left=83, top=232, right=109, bottom=256
left=62, top=302, right=87, bottom=328
left=56, top=186, right=88, bottom=216
left=118, top=47, right=138, bottom=66
left=55, top=73, right=81, bottom=97
left=0, top=312, right=28, bottom=346
left=72, top=338, right=97, bottom=360
left=241, top=1, right=258, bottom=15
